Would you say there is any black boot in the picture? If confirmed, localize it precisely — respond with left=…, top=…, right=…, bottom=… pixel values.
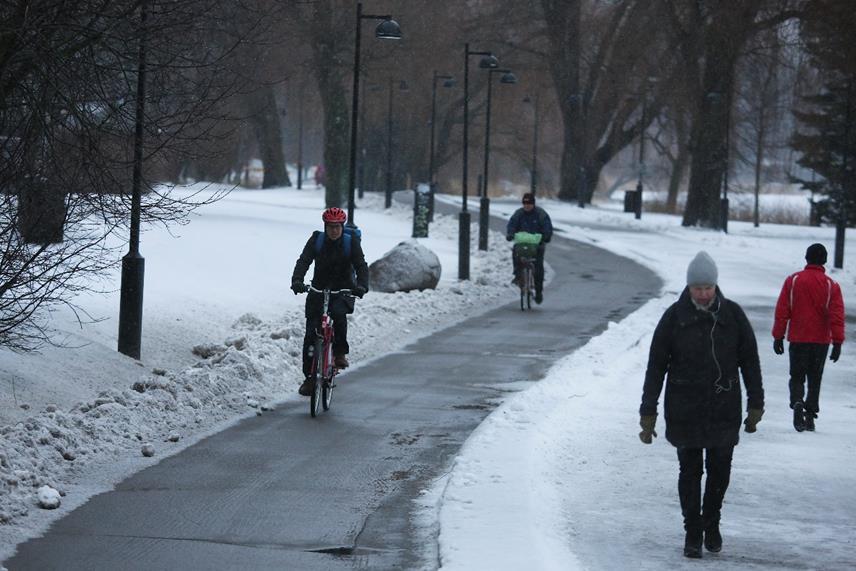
left=805, top=410, right=816, bottom=431
left=793, top=402, right=806, bottom=432
left=684, top=528, right=703, bottom=558
left=704, top=522, right=722, bottom=553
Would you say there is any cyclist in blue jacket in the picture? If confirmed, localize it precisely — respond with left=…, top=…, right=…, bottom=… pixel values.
left=506, top=193, right=553, bottom=304
left=291, top=207, right=369, bottom=396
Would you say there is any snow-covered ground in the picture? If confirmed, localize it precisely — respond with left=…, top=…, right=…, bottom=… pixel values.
left=0, top=180, right=516, bottom=558
left=3, top=182, right=854, bottom=570
left=434, top=195, right=856, bottom=570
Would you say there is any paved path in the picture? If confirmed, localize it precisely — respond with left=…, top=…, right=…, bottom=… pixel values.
left=5, top=196, right=661, bottom=570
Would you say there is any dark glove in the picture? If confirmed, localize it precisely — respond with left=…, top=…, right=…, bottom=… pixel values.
left=773, top=338, right=784, bottom=355
left=353, top=286, right=367, bottom=299
left=744, top=408, right=764, bottom=433
left=506, top=235, right=513, bottom=242
left=638, top=415, right=657, bottom=444
left=291, top=281, right=307, bottom=295
left=830, top=343, right=841, bottom=362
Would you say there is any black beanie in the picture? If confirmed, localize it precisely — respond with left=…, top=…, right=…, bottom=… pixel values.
left=805, top=243, right=827, bottom=265
left=522, top=193, right=535, bottom=205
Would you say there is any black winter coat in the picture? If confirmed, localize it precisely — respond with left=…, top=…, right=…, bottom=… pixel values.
left=640, top=287, right=764, bottom=449
left=291, top=231, right=370, bottom=316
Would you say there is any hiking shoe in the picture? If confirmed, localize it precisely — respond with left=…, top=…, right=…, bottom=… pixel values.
left=805, top=410, right=816, bottom=432
left=684, top=529, right=703, bottom=559
left=534, top=291, right=543, bottom=304
left=334, top=355, right=349, bottom=369
left=298, top=379, right=314, bottom=396
left=793, top=402, right=806, bottom=432
left=704, top=524, right=722, bottom=553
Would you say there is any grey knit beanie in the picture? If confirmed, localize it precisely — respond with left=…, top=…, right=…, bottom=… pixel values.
left=686, top=251, right=718, bottom=286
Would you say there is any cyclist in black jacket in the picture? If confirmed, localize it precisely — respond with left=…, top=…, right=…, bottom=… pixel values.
left=291, top=207, right=369, bottom=396
left=506, top=193, right=553, bottom=304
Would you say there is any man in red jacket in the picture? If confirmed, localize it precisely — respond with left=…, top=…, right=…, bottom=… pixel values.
left=772, top=243, right=845, bottom=432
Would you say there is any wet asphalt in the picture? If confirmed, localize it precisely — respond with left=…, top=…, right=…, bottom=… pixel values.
left=4, top=195, right=661, bottom=570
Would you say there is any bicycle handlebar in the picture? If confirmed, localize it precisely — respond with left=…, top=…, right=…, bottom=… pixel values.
left=304, top=285, right=353, bottom=295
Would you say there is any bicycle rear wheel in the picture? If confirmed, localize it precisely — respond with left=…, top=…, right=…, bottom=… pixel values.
left=310, top=338, right=323, bottom=417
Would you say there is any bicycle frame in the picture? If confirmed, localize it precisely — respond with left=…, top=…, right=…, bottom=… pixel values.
left=304, top=285, right=352, bottom=416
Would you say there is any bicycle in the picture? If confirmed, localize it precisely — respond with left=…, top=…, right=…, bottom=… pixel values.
left=512, top=232, right=541, bottom=311
left=301, top=285, right=352, bottom=417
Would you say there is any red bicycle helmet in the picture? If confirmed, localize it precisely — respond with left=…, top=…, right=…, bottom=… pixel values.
left=322, top=207, right=347, bottom=224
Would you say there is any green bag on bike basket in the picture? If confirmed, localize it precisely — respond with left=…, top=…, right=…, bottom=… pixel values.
left=513, top=232, right=542, bottom=258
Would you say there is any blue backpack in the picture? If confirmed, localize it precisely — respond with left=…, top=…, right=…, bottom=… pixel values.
left=314, top=226, right=362, bottom=258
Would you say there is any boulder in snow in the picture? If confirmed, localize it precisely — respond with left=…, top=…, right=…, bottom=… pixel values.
left=141, top=443, right=155, bottom=457
left=369, top=240, right=441, bottom=293
left=37, top=486, right=61, bottom=509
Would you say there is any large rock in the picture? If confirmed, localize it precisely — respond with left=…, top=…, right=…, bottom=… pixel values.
left=369, top=240, right=441, bottom=293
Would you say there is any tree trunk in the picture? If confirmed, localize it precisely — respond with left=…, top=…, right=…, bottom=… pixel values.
left=316, top=76, right=350, bottom=208
left=248, top=85, right=290, bottom=188
left=667, top=142, right=689, bottom=214
left=542, top=0, right=582, bottom=202
left=683, top=45, right=737, bottom=228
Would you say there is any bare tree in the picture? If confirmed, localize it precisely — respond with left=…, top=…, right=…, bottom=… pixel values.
left=0, top=0, right=269, bottom=350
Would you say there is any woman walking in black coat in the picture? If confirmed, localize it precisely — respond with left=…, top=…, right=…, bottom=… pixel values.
left=638, top=251, right=765, bottom=559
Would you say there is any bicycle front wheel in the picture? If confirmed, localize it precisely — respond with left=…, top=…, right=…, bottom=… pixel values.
left=310, top=339, right=324, bottom=417
left=322, top=378, right=333, bottom=411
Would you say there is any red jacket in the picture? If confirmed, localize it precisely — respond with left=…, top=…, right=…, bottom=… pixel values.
left=773, top=265, right=845, bottom=344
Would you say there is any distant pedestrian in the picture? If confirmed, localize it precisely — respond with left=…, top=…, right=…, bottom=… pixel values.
left=772, top=243, right=845, bottom=432
left=314, top=164, right=326, bottom=188
left=639, top=251, right=765, bottom=559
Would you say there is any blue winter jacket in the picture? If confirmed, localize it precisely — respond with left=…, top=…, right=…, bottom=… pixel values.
left=506, top=206, right=553, bottom=242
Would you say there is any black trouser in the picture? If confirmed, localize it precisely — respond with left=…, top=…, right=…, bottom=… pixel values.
left=677, top=447, right=734, bottom=532
left=302, top=296, right=349, bottom=377
left=512, top=243, right=545, bottom=294
left=788, top=342, right=828, bottom=414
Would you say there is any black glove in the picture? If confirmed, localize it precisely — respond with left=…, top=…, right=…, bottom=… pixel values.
left=773, top=338, right=784, bottom=355
left=506, top=235, right=513, bottom=242
left=291, top=281, right=307, bottom=295
left=744, top=408, right=764, bottom=433
left=638, top=415, right=657, bottom=444
left=830, top=343, right=841, bottom=362
left=353, top=286, right=367, bottom=298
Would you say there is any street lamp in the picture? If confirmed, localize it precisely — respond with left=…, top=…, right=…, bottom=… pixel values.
left=460, top=43, right=498, bottom=280
left=385, top=79, right=409, bottom=209
left=523, top=93, right=540, bottom=197
left=347, top=2, right=401, bottom=227
left=479, top=68, right=517, bottom=251
left=635, top=76, right=657, bottom=220
left=428, top=71, right=456, bottom=222
left=118, top=0, right=148, bottom=359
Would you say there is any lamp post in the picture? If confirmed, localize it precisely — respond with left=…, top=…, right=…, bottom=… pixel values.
left=347, top=2, right=401, bottom=227
left=385, top=79, right=409, bottom=209
left=635, top=77, right=657, bottom=220
left=479, top=68, right=517, bottom=251
left=118, top=0, right=148, bottom=359
left=523, top=93, right=540, bottom=196
left=428, top=71, right=455, bottom=222
left=460, top=43, right=498, bottom=280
